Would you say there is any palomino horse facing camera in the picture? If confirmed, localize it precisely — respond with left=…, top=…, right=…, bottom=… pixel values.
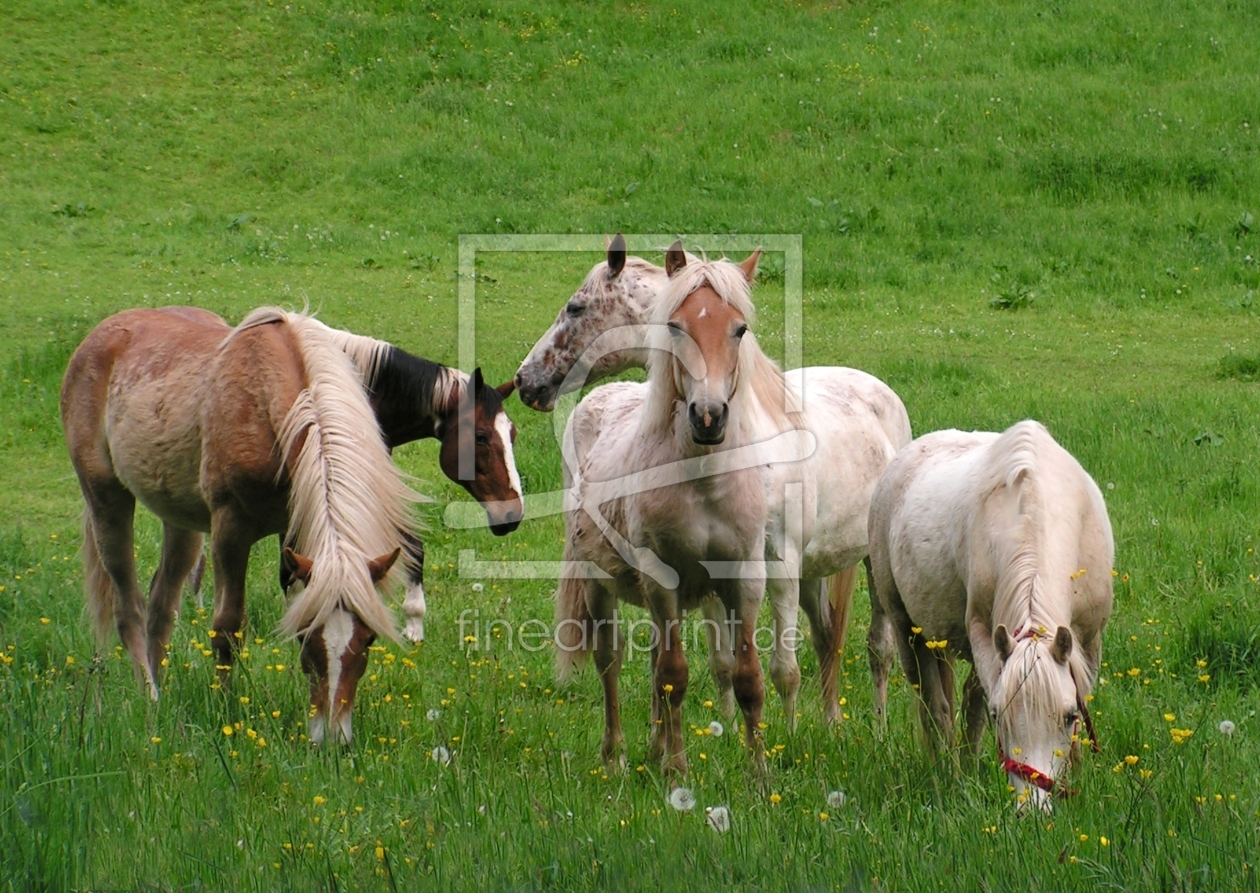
left=867, top=420, right=1113, bottom=811
left=528, top=236, right=911, bottom=728
left=61, top=306, right=417, bottom=744
left=561, top=246, right=790, bottom=776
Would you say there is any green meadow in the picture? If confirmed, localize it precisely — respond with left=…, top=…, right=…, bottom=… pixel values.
left=2, top=0, right=1260, bottom=888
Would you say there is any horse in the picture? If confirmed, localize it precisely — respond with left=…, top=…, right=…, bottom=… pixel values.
left=564, top=248, right=782, bottom=774
left=297, top=319, right=523, bottom=643
left=521, top=236, right=911, bottom=727
left=60, top=306, right=418, bottom=745
left=176, top=312, right=524, bottom=644
left=866, top=420, right=1113, bottom=811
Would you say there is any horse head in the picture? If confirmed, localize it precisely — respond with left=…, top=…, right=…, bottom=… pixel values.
left=515, top=234, right=664, bottom=412
left=991, top=624, right=1082, bottom=813
left=286, top=546, right=400, bottom=746
left=659, top=243, right=761, bottom=446
left=436, top=368, right=523, bottom=535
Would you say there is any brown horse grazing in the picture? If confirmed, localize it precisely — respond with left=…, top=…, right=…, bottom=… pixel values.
left=61, top=306, right=418, bottom=744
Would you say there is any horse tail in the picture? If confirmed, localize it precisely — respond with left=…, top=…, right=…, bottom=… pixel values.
left=554, top=539, right=593, bottom=683
left=81, top=511, right=115, bottom=646
left=821, top=566, right=858, bottom=717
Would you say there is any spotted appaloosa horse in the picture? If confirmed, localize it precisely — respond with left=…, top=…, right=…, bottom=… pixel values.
left=562, top=248, right=789, bottom=775
left=61, top=306, right=417, bottom=744
left=867, top=420, right=1113, bottom=811
left=526, top=236, right=911, bottom=728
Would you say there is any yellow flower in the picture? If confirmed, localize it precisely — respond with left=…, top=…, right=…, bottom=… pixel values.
left=1100, top=836, right=1109, bottom=847
left=1079, top=834, right=1088, bottom=842
left=1124, top=755, right=1139, bottom=766
left=662, top=684, right=674, bottom=693
left=1196, top=659, right=1208, bottom=668
left=1198, top=674, right=1210, bottom=683
left=769, top=793, right=782, bottom=804
left=150, top=736, right=162, bottom=745
left=1164, top=713, right=1176, bottom=722
left=313, top=796, right=326, bottom=805
left=818, top=812, right=829, bottom=821
left=222, top=726, right=234, bottom=737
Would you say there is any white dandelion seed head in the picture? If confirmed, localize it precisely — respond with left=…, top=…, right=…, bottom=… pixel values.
left=471, top=582, right=484, bottom=593
left=426, top=708, right=441, bottom=721
left=827, top=790, right=847, bottom=809
left=709, top=720, right=724, bottom=737
left=705, top=805, right=731, bottom=833
left=1219, top=720, right=1236, bottom=736
left=667, top=787, right=696, bottom=812
left=431, top=745, right=452, bottom=765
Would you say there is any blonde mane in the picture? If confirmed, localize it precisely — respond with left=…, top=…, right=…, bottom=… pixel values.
left=644, top=257, right=793, bottom=437
left=231, top=307, right=418, bottom=641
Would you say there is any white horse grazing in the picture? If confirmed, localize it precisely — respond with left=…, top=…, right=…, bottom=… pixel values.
left=564, top=249, right=781, bottom=774
left=525, top=236, right=911, bottom=726
left=867, top=420, right=1113, bottom=811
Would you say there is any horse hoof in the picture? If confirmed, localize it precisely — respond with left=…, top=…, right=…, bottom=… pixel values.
left=718, top=690, right=737, bottom=720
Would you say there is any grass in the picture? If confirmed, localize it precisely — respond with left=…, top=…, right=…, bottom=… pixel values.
left=2, top=0, right=1260, bottom=889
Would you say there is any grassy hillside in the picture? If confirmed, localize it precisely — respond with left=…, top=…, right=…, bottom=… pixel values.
left=2, top=1, right=1259, bottom=889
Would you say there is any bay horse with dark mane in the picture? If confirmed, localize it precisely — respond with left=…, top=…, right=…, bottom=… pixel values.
left=61, top=306, right=418, bottom=744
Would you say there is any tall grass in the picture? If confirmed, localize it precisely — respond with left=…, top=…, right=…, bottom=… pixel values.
left=2, top=0, right=1260, bottom=889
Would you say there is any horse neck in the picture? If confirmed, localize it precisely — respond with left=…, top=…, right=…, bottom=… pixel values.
left=366, top=346, right=465, bottom=447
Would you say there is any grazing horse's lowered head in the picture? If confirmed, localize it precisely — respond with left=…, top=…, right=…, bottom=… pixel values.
left=991, top=625, right=1091, bottom=813
left=515, top=234, right=673, bottom=412
left=283, top=547, right=403, bottom=745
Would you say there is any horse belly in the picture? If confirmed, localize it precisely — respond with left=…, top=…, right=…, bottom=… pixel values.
left=107, top=397, right=211, bottom=531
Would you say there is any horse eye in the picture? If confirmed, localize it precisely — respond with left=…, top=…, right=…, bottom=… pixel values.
left=566, top=302, right=585, bottom=317
left=1065, top=710, right=1079, bottom=726
left=475, top=432, right=490, bottom=446
left=734, top=323, right=749, bottom=339
left=667, top=321, right=683, bottom=335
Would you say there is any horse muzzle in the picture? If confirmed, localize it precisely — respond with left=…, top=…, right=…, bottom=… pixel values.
left=514, top=371, right=560, bottom=413
left=486, top=499, right=524, bottom=536
left=687, top=399, right=729, bottom=445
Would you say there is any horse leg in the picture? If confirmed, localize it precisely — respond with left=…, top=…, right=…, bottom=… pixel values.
left=144, top=524, right=204, bottom=696
left=590, top=587, right=625, bottom=769
left=865, top=556, right=896, bottom=736
left=726, top=575, right=767, bottom=773
left=648, top=596, right=688, bottom=777
left=700, top=598, right=736, bottom=720
left=799, top=575, right=839, bottom=723
left=186, top=550, right=207, bottom=611
left=767, top=573, right=802, bottom=730
left=399, top=529, right=428, bottom=644
left=961, top=667, right=988, bottom=764
left=83, top=486, right=154, bottom=697
left=209, top=510, right=254, bottom=683
left=932, top=652, right=957, bottom=755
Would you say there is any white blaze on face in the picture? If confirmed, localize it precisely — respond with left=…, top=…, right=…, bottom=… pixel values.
left=322, top=608, right=355, bottom=742
left=494, top=411, right=523, bottom=499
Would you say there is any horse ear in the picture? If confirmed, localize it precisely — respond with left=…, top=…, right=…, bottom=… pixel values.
left=368, top=548, right=402, bottom=584
left=282, top=547, right=314, bottom=585
left=1051, top=626, right=1073, bottom=665
left=738, top=247, right=762, bottom=284
left=472, top=367, right=485, bottom=391
left=665, top=240, right=687, bottom=277
left=607, top=233, right=627, bottom=278
left=994, top=624, right=1014, bottom=662
left=496, top=380, right=516, bottom=399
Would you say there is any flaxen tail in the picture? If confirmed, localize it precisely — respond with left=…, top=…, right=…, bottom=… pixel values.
left=554, top=537, right=594, bottom=683
left=81, top=511, right=115, bottom=646
left=821, top=565, right=858, bottom=720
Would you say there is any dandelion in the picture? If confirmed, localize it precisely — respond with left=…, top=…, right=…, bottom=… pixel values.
left=427, top=708, right=441, bottom=721
left=709, top=721, right=724, bottom=737
left=705, top=805, right=731, bottom=833
left=1219, top=720, right=1236, bottom=736
left=471, top=582, right=484, bottom=593
left=827, top=790, right=847, bottom=809
left=431, top=745, right=452, bottom=765
left=667, top=787, right=696, bottom=812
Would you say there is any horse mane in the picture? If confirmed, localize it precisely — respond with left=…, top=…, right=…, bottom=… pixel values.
left=644, top=257, right=793, bottom=437
left=230, top=307, right=418, bottom=641
left=986, top=421, right=1049, bottom=630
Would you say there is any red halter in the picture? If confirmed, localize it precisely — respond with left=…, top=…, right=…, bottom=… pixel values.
left=995, top=627, right=1100, bottom=798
